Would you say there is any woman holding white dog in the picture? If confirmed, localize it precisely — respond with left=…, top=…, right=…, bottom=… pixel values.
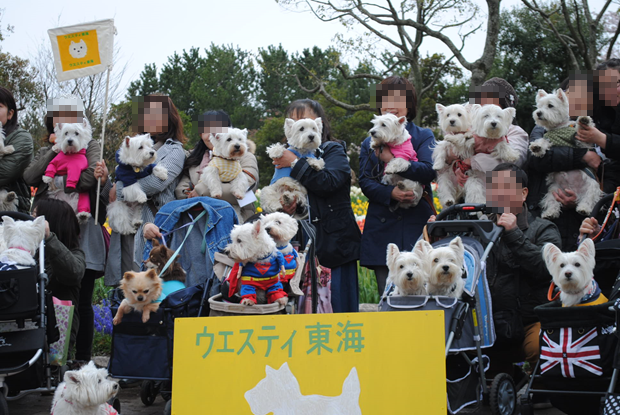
left=175, top=110, right=259, bottom=223
left=105, top=95, right=187, bottom=286
left=23, top=96, right=113, bottom=364
left=272, top=99, right=361, bottom=313
left=358, top=76, right=436, bottom=295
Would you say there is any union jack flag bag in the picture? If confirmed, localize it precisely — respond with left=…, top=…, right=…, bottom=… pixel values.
left=535, top=301, right=616, bottom=379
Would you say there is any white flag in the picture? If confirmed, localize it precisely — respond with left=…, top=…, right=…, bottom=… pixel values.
left=47, top=19, right=115, bottom=82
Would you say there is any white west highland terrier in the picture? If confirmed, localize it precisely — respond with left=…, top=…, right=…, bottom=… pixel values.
left=0, top=121, right=15, bottom=158
left=529, top=88, right=601, bottom=218
left=261, top=212, right=304, bottom=296
left=418, top=237, right=465, bottom=298
left=261, top=118, right=324, bottom=217
left=369, top=113, right=422, bottom=209
left=433, top=103, right=475, bottom=207
left=225, top=221, right=288, bottom=306
left=543, top=239, right=603, bottom=307
left=463, top=104, right=519, bottom=204
left=386, top=240, right=429, bottom=296
left=245, top=362, right=361, bottom=415
left=0, top=216, right=46, bottom=267
left=200, top=128, right=249, bottom=199
left=51, top=361, right=119, bottom=415
left=107, top=134, right=168, bottom=235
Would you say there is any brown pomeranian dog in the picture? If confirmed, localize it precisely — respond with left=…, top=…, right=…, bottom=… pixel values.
left=112, top=269, right=163, bottom=325
left=145, top=239, right=186, bottom=283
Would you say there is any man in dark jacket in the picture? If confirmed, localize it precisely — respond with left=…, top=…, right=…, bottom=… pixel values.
left=486, top=164, right=561, bottom=368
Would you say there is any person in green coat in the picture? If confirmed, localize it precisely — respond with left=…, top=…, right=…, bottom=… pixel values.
left=0, top=86, right=34, bottom=213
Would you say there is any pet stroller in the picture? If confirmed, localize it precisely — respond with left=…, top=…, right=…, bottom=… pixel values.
left=108, top=198, right=235, bottom=408
left=519, top=189, right=620, bottom=415
left=0, top=212, right=112, bottom=414
left=379, top=203, right=521, bottom=415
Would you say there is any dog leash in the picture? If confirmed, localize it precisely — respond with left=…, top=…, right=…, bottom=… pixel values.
left=157, top=210, right=207, bottom=276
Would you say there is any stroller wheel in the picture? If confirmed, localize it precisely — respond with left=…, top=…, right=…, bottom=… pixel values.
left=109, top=396, right=121, bottom=413
left=0, top=393, right=8, bottom=415
left=161, top=380, right=172, bottom=401
left=490, top=373, right=516, bottom=415
left=140, top=380, right=158, bottom=406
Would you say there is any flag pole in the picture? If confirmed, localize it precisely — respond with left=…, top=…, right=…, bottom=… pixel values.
left=94, top=65, right=111, bottom=226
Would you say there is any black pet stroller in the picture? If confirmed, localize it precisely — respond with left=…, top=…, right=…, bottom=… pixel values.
left=519, top=189, right=620, bottom=415
left=379, top=204, right=524, bottom=415
left=108, top=199, right=226, bottom=409
left=0, top=212, right=118, bottom=414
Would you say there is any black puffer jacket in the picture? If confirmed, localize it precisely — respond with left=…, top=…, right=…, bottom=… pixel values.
left=526, top=125, right=590, bottom=251
left=487, top=211, right=561, bottom=326
left=290, top=141, right=361, bottom=268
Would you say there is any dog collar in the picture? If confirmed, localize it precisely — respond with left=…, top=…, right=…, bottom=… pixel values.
left=9, top=246, right=32, bottom=255
left=133, top=166, right=143, bottom=173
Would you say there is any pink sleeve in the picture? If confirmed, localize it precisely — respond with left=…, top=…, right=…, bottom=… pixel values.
left=44, top=156, right=59, bottom=178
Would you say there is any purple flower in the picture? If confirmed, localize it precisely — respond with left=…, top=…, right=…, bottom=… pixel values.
left=93, top=302, right=113, bottom=335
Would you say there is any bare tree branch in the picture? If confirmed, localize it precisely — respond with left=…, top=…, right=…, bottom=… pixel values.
left=607, top=17, right=620, bottom=59
left=336, top=64, right=383, bottom=80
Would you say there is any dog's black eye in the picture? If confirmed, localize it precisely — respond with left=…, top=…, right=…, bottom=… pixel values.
left=434, top=258, right=439, bottom=263
left=139, top=146, right=143, bottom=150
left=132, top=290, right=138, bottom=294
left=276, top=221, right=280, bottom=224
left=548, top=104, right=554, bottom=108
left=559, top=263, right=565, bottom=268
left=300, top=127, right=304, bottom=132
left=227, top=138, right=232, bottom=142
left=144, top=289, right=149, bottom=293
left=381, top=123, right=386, bottom=127
left=575, top=262, right=581, bottom=267
left=236, top=238, right=241, bottom=243
left=65, top=132, right=69, bottom=135
left=457, top=113, right=462, bottom=117
left=400, top=265, right=404, bottom=269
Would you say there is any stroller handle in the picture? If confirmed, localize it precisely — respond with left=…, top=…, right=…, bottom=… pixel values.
left=435, top=203, right=487, bottom=221
left=0, top=211, right=35, bottom=221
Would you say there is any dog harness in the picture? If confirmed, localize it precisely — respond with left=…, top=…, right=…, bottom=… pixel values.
left=114, top=151, right=158, bottom=187
left=209, top=156, right=242, bottom=183
left=51, top=385, right=118, bottom=415
left=239, top=251, right=287, bottom=303
left=270, top=148, right=319, bottom=185
left=541, top=125, right=599, bottom=181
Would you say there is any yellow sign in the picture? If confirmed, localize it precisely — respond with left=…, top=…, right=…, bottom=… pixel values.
left=56, top=30, right=101, bottom=72
left=173, top=311, right=446, bottom=414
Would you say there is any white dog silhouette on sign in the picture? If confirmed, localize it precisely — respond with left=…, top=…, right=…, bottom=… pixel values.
left=245, top=362, right=362, bottom=415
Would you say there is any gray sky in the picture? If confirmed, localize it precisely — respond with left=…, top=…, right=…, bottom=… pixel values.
left=1, top=0, right=613, bottom=101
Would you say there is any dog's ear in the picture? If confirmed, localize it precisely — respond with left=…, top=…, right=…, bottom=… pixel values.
left=314, top=117, right=323, bottom=134
left=54, top=123, right=63, bottom=134
left=386, top=243, right=400, bottom=269
left=265, top=365, right=276, bottom=376
left=214, top=133, right=224, bottom=141
left=252, top=220, right=262, bottom=237
left=1, top=216, right=15, bottom=228
left=397, top=116, right=407, bottom=125
left=151, top=239, right=160, bottom=247
left=435, top=103, right=446, bottom=114
left=64, top=370, right=81, bottom=385
left=413, top=239, right=431, bottom=258
left=449, top=236, right=464, bottom=255
left=470, top=104, right=481, bottom=115
left=577, top=238, right=596, bottom=264
left=5, top=192, right=16, bottom=202
left=32, top=216, right=46, bottom=239
left=124, top=136, right=131, bottom=148
left=241, top=128, right=248, bottom=138
left=555, top=88, right=568, bottom=104
left=543, top=243, right=563, bottom=269
left=122, top=271, right=135, bottom=281
left=504, top=107, right=517, bottom=121
left=145, top=269, right=158, bottom=280
left=284, top=118, right=296, bottom=137
left=536, top=89, right=548, bottom=102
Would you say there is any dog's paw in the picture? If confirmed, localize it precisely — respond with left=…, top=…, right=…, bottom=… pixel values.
left=275, top=297, right=288, bottom=306
left=266, top=143, right=285, bottom=159
left=529, top=143, right=543, bottom=156
left=142, top=313, right=151, bottom=323
left=541, top=210, right=561, bottom=220
left=76, top=212, right=91, bottom=223
left=444, top=199, right=455, bottom=207
left=132, top=219, right=143, bottom=230
left=153, top=166, right=168, bottom=181
left=42, top=175, right=53, bottom=184
left=307, top=158, right=325, bottom=170
left=385, top=158, right=410, bottom=174
left=577, top=116, right=594, bottom=129
left=211, top=191, right=222, bottom=199
left=232, top=190, right=245, bottom=199
left=241, top=298, right=256, bottom=306
left=112, top=315, right=122, bottom=326
left=0, top=145, right=15, bottom=155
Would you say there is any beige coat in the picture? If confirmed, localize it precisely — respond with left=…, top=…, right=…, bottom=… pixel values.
left=175, top=152, right=259, bottom=223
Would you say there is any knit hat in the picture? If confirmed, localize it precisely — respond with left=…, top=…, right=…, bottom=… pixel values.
left=481, top=77, right=518, bottom=109
left=46, top=95, right=85, bottom=115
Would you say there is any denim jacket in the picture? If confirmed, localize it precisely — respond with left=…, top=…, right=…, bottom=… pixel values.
left=141, top=197, right=239, bottom=287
